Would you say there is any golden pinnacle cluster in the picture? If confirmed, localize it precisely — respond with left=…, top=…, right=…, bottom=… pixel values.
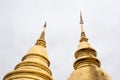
left=3, top=12, right=111, bottom=80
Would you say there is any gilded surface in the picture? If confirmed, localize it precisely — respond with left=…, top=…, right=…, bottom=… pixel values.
left=3, top=23, right=53, bottom=80
left=3, top=13, right=111, bottom=80
left=68, top=12, right=111, bottom=80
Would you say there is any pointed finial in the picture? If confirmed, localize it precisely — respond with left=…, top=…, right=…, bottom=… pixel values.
left=79, top=11, right=88, bottom=42
left=35, top=22, right=46, bottom=47
left=43, top=21, right=46, bottom=32
left=80, top=10, right=84, bottom=24
left=43, top=21, right=46, bottom=27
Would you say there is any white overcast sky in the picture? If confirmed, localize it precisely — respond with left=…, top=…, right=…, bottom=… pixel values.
left=0, top=0, right=120, bottom=80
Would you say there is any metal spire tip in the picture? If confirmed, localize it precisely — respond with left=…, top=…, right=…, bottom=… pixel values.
left=80, top=11, right=84, bottom=24
left=43, top=21, right=46, bottom=27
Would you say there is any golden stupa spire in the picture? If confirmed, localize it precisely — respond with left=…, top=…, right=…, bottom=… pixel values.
left=80, top=11, right=88, bottom=42
left=68, top=12, right=111, bottom=80
left=3, top=22, right=53, bottom=80
left=36, top=22, right=46, bottom=47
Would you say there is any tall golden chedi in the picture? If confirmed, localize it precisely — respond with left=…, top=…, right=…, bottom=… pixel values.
left=3, top=23, right=53, bottom=80
left=68, top=12, right=111, bottom=80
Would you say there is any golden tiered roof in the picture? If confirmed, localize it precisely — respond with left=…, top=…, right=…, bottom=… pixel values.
left=68, top=11, right=111, bottom=80
left=3, top=12, right=111, bottom=80
left=3, top=22, right=53, bottom=80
